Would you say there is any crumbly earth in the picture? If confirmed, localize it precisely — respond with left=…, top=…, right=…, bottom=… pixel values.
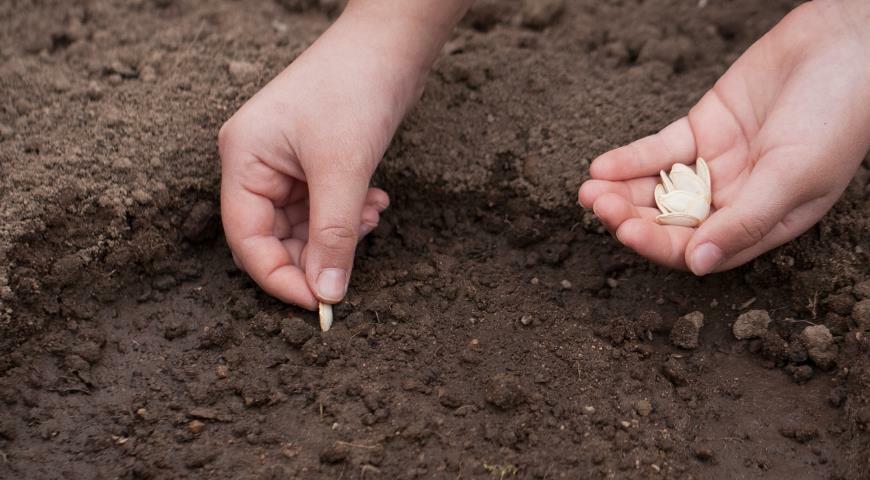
left=2, top=0, right=870, bottom=478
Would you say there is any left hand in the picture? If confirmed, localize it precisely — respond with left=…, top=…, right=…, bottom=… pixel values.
left=578, top=0, right=870, bottom=275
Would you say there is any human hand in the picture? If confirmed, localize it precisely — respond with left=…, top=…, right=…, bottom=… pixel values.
left=579, top=0, right=870, bottom=275
left=219, top=1, right=471, bottom=309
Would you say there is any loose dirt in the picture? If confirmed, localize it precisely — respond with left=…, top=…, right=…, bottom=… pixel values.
left=1, top=0, right=869, bottom=478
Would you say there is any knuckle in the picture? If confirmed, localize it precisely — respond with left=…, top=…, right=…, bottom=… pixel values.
left=316, top=225, right=357, bottom=252
left=737, top=217, right=768, bottom=246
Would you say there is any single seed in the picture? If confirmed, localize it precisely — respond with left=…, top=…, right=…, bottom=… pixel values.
left=319, top=302, right=333, bottom=332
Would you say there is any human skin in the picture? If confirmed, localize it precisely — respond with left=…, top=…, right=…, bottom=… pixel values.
left=218, top=0, right=474, bottom=309
left=578, top=0, right=870, bottom=275
left=221, top=0, right=870, bottom=309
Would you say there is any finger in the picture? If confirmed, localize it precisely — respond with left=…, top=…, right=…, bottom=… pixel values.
left=715, top=195, right=835, bottom=272
left=304, top=168, right=372, bottom=303
left=221, top=156, right=318, bottom=309
left=231, top=251, right=243, bottom=271
left=616, top=218, right=694, bottom=270
left=589, top=117, right=697, bottom=181
left=684, top=161, right=801, bottom=276
left=591, top=192, right=661, bottom=231
left=237, top=235, right=317, bottom=309
left=273, top=207, right=294, bottom=239
left=578, top=177, right=659, bottom=209
left=365, top=188, right=390, bottom=211
left=360, top=205, right=381, bottom=236
left=281, top=237, right=306, bottom=266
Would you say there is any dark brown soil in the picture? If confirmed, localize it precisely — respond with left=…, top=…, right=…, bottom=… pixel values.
left=2, top=0, right=870, bottom=479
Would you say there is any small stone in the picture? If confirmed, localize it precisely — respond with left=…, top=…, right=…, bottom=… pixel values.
left=188, top=420, right=205, bottom=434
left=791, top=365, right=814, bottom=383
left=227, top=60, right=259, bottom=85
left=520, top=314, right=533, bottom=326
left=216, top=364, right=229, bottom=379
left=559, top=279, right=572, bottom=290
left=280, top=317, right=316, bottom=347
left=854, top=280, right=870, bottom=300
left=732, top=310, right=771, bottom=340
left=799, top=325, right=837, bottom=370
left=634, top=399, right=653, bottom=417
left=485, top=373, right=525, bottom=410
left=319, top=442, right=349, bottom=464
left=852, top=300, right=870, bottom=329
left=670, top=311, right=704, bottom=349
left=520, top=0, right=565, bottom=30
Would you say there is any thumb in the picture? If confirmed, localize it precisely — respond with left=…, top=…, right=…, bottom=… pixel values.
left=304, top=167, right=371, bottom=303
left=685, top=167, right=797, bottom=276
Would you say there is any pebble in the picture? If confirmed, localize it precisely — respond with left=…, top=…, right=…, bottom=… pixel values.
left=634, top=399, right=653, bottom=417
left=852, top=299, right=870, bottom=329
left=520, top=314, right=533, bottom=326
left=485, top=373, right=525, bottom=410
left=215, top=364, right=228, bottom=379
left=188, top=420, right=205, bottom=434
left=670, top=311, right=704, bottom=349
left=799, top=325, right=837, bottom=369
left=520, top=0, right=565, bottom=30
left=227, top=60, right=259, bottom=86
left=319, top=442, right=349, bottom=464
left=732, top=309, right=771, bottom=340
left=791, top=365, right=814, bottom=383
left=560, top=279, right=572, bottom=290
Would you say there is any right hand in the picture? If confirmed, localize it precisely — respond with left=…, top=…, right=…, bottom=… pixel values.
left=219, top=12, right=423, bottom=309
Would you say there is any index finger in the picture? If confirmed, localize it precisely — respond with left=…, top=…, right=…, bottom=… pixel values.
left=590, top=117, right=697, bottom=181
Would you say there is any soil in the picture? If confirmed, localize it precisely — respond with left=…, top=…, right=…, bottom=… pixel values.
left=2, top=0, right=870, bottom=479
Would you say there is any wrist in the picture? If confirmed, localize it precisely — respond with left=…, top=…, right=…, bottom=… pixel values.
left=337, top=0, right=471, bottom=103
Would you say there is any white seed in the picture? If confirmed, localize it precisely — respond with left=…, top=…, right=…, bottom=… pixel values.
left=655, top=158, right=712, bottom=227
left=319, top=302, right=333, bottom=332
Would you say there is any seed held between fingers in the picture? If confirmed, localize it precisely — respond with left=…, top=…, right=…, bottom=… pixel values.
left=319, top=302, right=333, bottom=332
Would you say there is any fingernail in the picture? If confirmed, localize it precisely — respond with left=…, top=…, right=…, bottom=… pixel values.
left=690, top=242, right=724, bottom=276
left=316, top=268, right=348, bottom=302
left=360, top=223, right=375, bottom=236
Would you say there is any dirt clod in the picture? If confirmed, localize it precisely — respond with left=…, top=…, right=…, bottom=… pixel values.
left=670, top=311, right=704, bottom=349
left=319, top=442, right=349, bottom=464
left=852, top=300, right=870, bottom=329
left=732, top=310, right=772, bottom=340
left=227, top=60, right=260, bottom=86
left=280, top=316, right=316, bottom=347
left=521, top=0, right=565, bottom=30
left=485, top=373, right=525, bottom=410
left=800, top=325, right=837, bottom=370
